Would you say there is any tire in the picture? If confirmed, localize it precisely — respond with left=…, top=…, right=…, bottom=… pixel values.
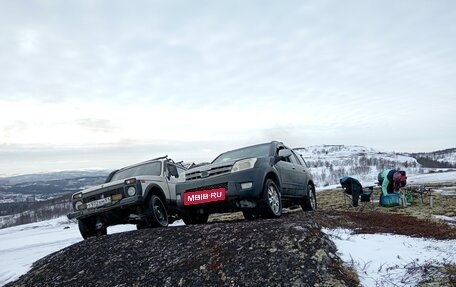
left=259, top=179, right=282, bottom=218
left=182, top=210, right=209, bottom=225
left=78, top=219, right=96, bottom=240
left=301, top=184, right=317, bottom=211
left=148, top=195, right=169, bottom=228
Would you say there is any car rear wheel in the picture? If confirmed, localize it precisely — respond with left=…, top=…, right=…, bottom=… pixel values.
left=301, top=184, right=317, bottom=211
left=148, top=195, right=169, bottom=228
left=260, top=179, right=282, bottom=218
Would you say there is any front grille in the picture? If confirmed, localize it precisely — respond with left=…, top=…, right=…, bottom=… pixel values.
left=186, top=165, right=232, bottom=181
left=186, top=183, right=228, bottom=193
left=83, top=187, right=124, bottom=203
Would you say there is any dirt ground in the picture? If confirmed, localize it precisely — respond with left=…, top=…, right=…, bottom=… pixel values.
left=209, top=182, right=456, bottom=239
left=317, top=184, right=456, bottom=239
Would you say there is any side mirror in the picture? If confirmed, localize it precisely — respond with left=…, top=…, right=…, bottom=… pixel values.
left=278, top=149, right=292, bottom=159
left=275, top=149, right=293, bottom=163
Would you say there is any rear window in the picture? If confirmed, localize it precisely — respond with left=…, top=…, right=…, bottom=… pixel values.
left=110, top=161, right=162, bottom=181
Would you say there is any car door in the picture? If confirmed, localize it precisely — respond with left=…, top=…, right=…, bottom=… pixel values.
left=165, top=163, right=186, bottom=202
left=275, top=148, right=300, bottom=196
left=290, top=150, right=310, bottom=196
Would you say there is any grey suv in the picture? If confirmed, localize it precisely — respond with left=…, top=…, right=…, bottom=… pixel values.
left=67, top=156, right=186, bottom=239
left=176, top=141, right=316, bottom=224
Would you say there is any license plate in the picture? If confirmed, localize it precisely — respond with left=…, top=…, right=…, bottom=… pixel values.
left=86, top=197, right=112, bottom=209
left=184, top=187, right=226, bottom=206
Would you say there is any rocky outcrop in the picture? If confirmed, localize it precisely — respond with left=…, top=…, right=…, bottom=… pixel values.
left=7, top=212, right=359, bottom=286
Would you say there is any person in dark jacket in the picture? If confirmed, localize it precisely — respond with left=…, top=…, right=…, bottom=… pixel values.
left=340, top=176, right=363, bottom=207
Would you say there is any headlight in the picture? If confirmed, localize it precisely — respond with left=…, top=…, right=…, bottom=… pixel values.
left=72, top=192, right=82, bottom=200
left=231, top=158, right=257, bottom=173
left=75, top=201, right=84, bottom=210
left=127, top=186, right=136, bottom=196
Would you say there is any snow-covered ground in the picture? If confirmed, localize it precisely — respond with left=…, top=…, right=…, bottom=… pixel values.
left=324, top=229, right=456, bottom=287
left=0, top=171, right=455, bottom=287
left=407, top=171, right=456, bottom=185
left=0, top=218, right=184, bottom=286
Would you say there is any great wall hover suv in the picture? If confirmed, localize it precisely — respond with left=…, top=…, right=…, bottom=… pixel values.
left=67, top=156, right=186, bottom=239
left=175, top=141, right=317, bottom=224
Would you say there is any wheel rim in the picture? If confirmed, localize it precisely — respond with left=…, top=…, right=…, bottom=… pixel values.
left=268, top=185, right=280, bottom=215
left=153, top=201, right=167, bottom=225
left=309, top=185, right=316, bottom=210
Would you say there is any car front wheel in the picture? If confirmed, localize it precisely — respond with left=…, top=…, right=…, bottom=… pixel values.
left=260, top=179, right=282, bottom=218
left=78, top=218, right=96, bottom=240
left=148, top=195, right=169, bottom=228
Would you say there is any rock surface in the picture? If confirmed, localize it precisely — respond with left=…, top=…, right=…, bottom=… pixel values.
left=7, top=212, right=358, bottom=287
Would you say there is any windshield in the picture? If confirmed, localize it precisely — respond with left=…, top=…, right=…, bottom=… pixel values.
left=212, top=143, right=272, bottom=164
left=110, top=161, right=162, bottom=181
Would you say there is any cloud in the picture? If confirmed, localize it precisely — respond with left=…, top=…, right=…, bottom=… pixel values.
left=77, top=118, right=115, bottom=133
left=0, top=0, right=455, bottom=175
left=0, top=121, right=28, bottom=143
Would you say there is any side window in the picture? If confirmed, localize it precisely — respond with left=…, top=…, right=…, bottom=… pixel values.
left=292, top=151, right=306, bottom=167
left=300, top=155, right=309, bottom=168
left=289, top=152, right=301, bottom=165
left=176, top=166, right=186, bottom=182
left=167, top=163, right=187, bottom=182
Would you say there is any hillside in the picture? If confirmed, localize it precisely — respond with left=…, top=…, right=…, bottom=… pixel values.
left=5, top=212, right=359, bottom=287
left=408, top=148, right=456, bottom=168
left=0, top=171, right=109, bottom=229
left=297, top=145, right=439, bottom=187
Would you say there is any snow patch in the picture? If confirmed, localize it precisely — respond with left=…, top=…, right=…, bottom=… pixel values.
left=324, top=228, right=456, bottom=287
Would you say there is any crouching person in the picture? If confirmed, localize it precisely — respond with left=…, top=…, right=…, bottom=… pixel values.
left=377, top=169, right=407, bottom=207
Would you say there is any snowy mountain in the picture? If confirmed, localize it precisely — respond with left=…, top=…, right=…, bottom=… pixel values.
left=296, top=145, right=423, bottom=187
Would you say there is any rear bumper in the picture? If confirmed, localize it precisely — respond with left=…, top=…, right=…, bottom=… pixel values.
left=67, top=195, right=144, bottom=220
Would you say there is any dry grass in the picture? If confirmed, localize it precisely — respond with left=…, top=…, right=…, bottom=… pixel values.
left=317, top=184, right=456, bottom=224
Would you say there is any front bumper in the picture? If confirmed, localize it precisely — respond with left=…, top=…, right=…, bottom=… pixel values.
left=176, top=168, right=265, bottom=210
left=67, top=195, right=144, bottom=220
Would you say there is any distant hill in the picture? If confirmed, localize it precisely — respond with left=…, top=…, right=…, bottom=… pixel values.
left=407, top=148, right=456, bottom=168
left=0, top=170, right=110, bottom=185
left=295, top=145, right=456, bottom=187
left=0, top=170, right=110, bottom=196
left=0, top=170, right=111, bottom=228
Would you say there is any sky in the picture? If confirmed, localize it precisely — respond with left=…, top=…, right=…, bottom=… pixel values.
left=1, top=0, right=455, bottom=175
